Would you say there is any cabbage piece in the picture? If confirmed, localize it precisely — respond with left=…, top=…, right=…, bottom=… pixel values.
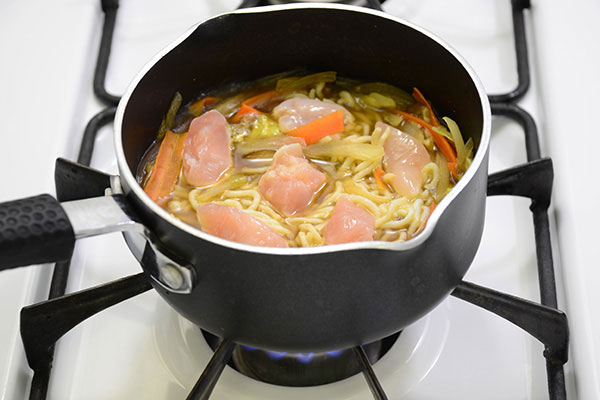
left=432, top=125, right=453, bottom=141
left=249, top=115, right=281, bottom=139
left=276, top=71, right=337, bottom=92
left=443, top=116, right=473, bottom=172
left=235, top=136, right=306, bottom=157
left=462, top=138, right=474, bottom=171
left=213, top=92, right=248, bottom=117
left=383, top=112, right=403, bottom=127
left=359, top=92, right=396, bottom=109
left=304, top=141, right=384, bottom=163
left=434, top=153, right=450, bottom=203
left=353, top=82, right=414, bottom=108
left=157, top=92, right=182, bottom=140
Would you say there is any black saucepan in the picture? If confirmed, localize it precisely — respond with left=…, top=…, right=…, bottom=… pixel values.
left=0, top=4, right=490, bottom=352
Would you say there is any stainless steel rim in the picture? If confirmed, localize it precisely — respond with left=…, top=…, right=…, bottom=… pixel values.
left=113, top=3, right=491, bottom=256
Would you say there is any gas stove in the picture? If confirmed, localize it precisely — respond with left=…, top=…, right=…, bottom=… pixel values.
left=1, top=0, right=599, bottom=399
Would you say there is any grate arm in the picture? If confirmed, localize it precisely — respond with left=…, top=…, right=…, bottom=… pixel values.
left=20, top=272, right=152, bottom=370
left=452, top=280, right=568, bottom=365
left=487, top=157, right=553, bottom=209
left=186, top=339, right=236, bottom=400
left=354, top=345, right=388, bottom=400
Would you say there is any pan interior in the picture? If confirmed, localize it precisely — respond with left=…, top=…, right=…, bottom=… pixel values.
left=120, top=6, right=484, bottom=179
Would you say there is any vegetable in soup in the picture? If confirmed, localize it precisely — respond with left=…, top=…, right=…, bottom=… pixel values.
left=139, top=71, right=474, bottom=248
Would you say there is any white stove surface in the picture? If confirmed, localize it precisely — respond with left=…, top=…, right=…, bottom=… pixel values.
left=1, top=0, right=598, bottom=399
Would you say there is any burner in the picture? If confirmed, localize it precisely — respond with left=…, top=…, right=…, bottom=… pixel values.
left=152, top=300, right=449, bottom=398
left=202, top=330, right=401, bottom=386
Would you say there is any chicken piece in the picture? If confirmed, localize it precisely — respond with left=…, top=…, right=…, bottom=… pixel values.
left=323, top=196, right=375, bottom=245
left=258, top=143, right=326, bottom=216
left=183, top=110, right=232, bottom=186
left=272, top=97, right=352, bottom=132
left=378, top=121, right=431, bottom=197
left=196, top=203, right=288, bottom=248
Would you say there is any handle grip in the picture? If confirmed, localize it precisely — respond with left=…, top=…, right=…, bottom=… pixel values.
left=0, top=194, right=75, bottom=271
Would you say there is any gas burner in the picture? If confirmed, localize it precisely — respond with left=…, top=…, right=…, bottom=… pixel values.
left=150, top=300, right=450, bottom=398
left=202, top=330, right=401, bottom=386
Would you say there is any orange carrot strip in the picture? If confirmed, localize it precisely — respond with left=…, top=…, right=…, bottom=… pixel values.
left=231, top=104, right=263, bottom=123
left=287, top=110, right=345, bottom=145
left=188, top=96, right=218, bottom=116
left=416, top=202, right=436, bottom=235
left=144, top=130, right=187, bottom=204
left=412, top=87, right=440, bottom=126
left=391, top=109, right=458, bottom=178
left=374, top=167, right=386, bottom=190
left=242, top=89, right=279, bottom=110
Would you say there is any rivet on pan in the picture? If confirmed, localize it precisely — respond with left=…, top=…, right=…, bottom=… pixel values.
left=160, top=263, right=184, bottom=290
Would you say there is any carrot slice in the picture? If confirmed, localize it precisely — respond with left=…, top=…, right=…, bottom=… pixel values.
left=287, top=110, right=345, bottom=145
left=415, top=202, right=436, bottom=235
left=412, top=88, right=440, bottom=126
left=242, top=89, right=279, bottom=110
left=391, top=110, right=458, bottom=178
left=231, top=104, right=263, bottom=123
left=374, top=167, right=386, bottom=190
left=144, top=130, right=187, bottom=204
left=188, top=96, right=218, bottom=116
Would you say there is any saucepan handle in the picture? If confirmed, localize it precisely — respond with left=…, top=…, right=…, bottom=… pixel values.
left=0, top=194, right=75, bottom=271
left=0, top=193, right=143, bottom=272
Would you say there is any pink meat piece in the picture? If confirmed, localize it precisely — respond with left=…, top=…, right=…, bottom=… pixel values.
left=196, top=203, right=288, bottom=248
left=258, top=143, right=326, bottom=216
left=272, top=97, right=351, bottom=132
left=323, top=196, right=375, bottom=245
left=183, top=110, right=232, bottom=186
left=378, top=121, right=431, bottom=198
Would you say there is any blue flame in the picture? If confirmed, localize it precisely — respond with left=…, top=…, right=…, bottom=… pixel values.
left=296, top=352, right=314, bottom=363
left=266, top=350, right=287, bottom=360
left=241, top=345, right=345, bottom=363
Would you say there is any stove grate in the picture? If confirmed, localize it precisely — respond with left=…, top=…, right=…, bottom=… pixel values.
left=354, top=345, right=388, bottom=400
left=488, top=0, right=531, bottom=103
left=94, top=0, right=121, bottom=106
left=20, top=0, right=569, bottom=399
left=186, top=339, right=236, bottom=400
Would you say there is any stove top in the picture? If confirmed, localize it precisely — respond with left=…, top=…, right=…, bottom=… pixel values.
left=1, top=0, right=599, bottom=399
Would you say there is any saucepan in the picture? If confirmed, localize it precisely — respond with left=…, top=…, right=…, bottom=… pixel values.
left=0, top=3, right=490, bottom=352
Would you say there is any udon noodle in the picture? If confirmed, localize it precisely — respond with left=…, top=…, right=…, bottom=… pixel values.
left=139, top=71, right=474, bottom=247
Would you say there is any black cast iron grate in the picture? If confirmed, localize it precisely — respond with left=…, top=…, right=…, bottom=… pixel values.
left=21, top=0, right=568, bottom=399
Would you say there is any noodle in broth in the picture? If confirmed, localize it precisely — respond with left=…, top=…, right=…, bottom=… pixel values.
left=140, top=72, right=473, bottom=247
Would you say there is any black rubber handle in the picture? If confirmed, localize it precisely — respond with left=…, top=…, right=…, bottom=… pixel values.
left=0, top=194, right=75, bottom=271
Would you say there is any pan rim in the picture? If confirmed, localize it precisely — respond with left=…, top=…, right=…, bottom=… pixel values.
left=114, top=3, right=491, bottom=256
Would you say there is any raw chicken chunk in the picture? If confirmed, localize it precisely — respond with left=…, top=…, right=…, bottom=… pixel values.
left=183, top=110, right=232, bottom=186
left=378, top=121, right=431, bottom=198
left=258, top=143, right=326, bottom=216
left=272, top=97, right=352, bottom=132
left=196, top=203, right=288, bottom=248
left=324, top=196, right=375, bottom=244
